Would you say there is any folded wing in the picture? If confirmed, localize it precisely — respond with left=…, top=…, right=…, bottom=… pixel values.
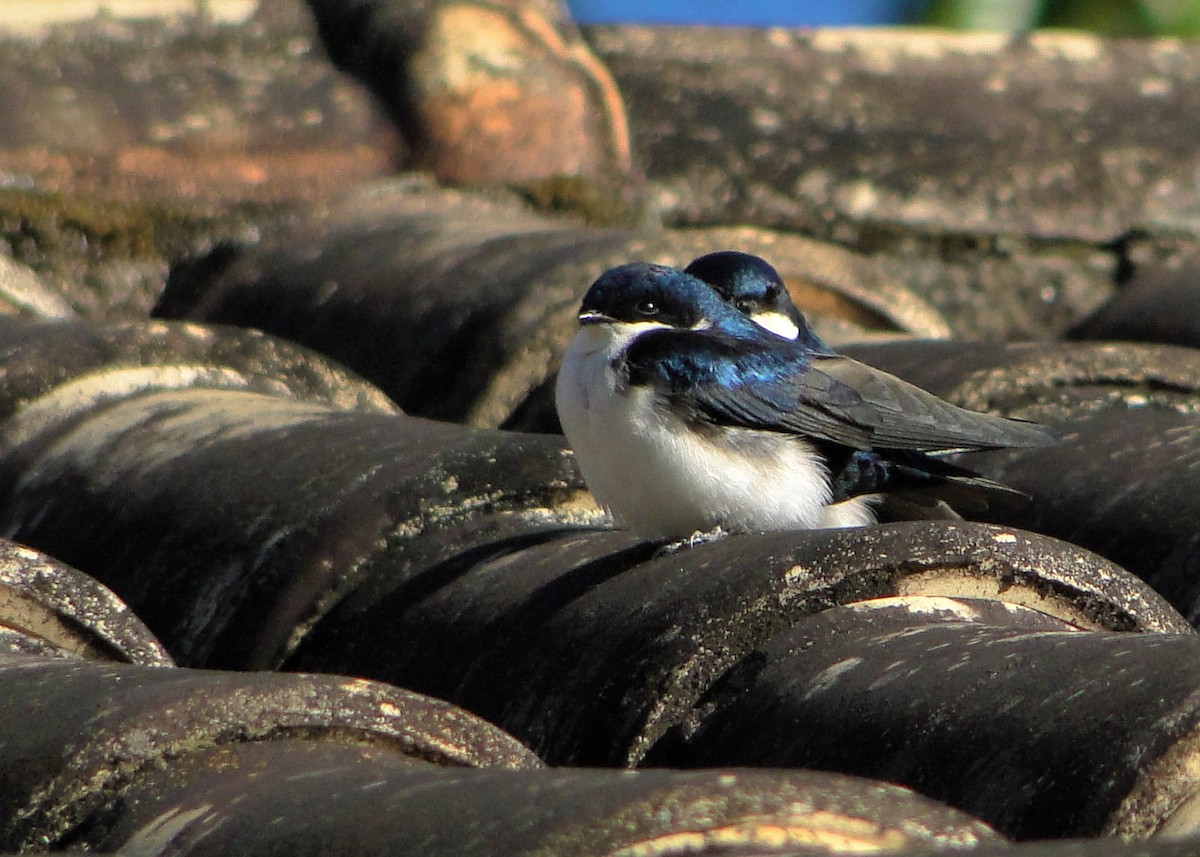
left=623, top=331, right=1055, bottom=453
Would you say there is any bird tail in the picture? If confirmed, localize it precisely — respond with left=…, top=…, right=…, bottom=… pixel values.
left=873, top=453, right=1029, bottom=522
left=876, top=493, right=964, bottom=522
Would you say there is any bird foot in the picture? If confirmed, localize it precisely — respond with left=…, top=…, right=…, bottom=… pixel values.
left=656, top=525, right=730, bottom=556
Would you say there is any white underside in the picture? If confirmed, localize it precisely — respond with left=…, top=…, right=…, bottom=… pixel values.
left=555, top=322, right=877, bottom=539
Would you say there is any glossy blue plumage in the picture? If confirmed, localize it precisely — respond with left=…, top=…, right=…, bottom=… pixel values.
left=556, top=261, right=1054, bottom=537
left=685, top=250, right=830, bottom=348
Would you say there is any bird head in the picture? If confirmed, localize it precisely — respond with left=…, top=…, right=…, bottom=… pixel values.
left=683, top=251, right=834, bottom=357
left=577, top=262, right=753, bottom=336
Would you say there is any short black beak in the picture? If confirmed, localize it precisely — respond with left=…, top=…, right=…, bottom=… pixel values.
left=578, top=311, right=613, bottom=326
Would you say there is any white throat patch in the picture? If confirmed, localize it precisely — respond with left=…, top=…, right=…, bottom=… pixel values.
left=753, top=311, right=800, bottom=340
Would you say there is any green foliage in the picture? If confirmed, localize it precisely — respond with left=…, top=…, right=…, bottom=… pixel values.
left=923, top=0, right=1200, bottom=35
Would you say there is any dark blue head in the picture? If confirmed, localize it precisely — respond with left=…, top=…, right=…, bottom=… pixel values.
left=578, top=262, right=764, bottom=338
left=684, top=251, right=813, bottom=343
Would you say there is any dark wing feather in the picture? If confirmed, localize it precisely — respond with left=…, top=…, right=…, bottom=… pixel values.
left=623, top=331, right=1055, bottom=452
left=623, top=330, right=875, bottom=448
left=810, top=355, right=1056, bottom=451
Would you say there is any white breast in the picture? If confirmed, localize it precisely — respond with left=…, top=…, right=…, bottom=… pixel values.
left=555, top=322, right=876, bottom=539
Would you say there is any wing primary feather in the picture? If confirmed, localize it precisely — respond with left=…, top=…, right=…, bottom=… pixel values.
left=622, top=331, right=1053, bottom=454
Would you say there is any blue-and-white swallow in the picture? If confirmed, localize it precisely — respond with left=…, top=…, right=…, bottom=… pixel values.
left=555, top=262, right=1054, bottom=539
left=687, top=249, right=984, bottom=523
left=684, top=250, right=815, bottom=343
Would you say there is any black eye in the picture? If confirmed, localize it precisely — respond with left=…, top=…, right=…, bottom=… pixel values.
left=734, top=298, right=755, bottom=313
left=636, top=299, right=660, bottom=317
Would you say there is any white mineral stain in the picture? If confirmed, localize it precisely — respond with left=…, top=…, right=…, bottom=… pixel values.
left=120, top=804, right=219, bottom=854
left=802, top=657, right=863, bottom=701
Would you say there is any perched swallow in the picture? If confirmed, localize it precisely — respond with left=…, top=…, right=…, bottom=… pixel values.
left=684, top=250, right=815, bottom=343
left=555, top=262, right=1054, bottom=539
left=687, top=249, right=975, bottom=522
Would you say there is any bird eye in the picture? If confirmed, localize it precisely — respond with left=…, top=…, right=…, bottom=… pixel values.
left=734, top=298, right=754, bottom=313
left=636, top=299, right=660, bottom=317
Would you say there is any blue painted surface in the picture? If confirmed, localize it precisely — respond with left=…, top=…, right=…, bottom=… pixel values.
left=565, top=0, right=927, bottom=27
